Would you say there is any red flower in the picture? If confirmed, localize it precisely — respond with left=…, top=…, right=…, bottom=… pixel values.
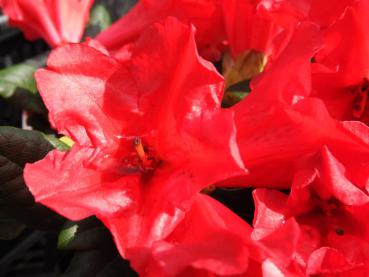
left=312, top=0, right=369, bottom=125
left=95, top=0, right=225, bottom=61
left=251, top=156, right=369, bottom=276
left=307, top=0, right=357, bottom=28
left=220, top=0, right=310, bottom=89
left=265, top=0, right=355, bottom=30
left=24, top=17, right=247, bottom=274
left=0, top=0, right=94, bottom=47
left=227, top=22, right=369, bottom=191
left=219, top=0, right=356, bottom=88
left=221, top=0, right=308, bottom=61
left=106, top=194, right=255, bottom=276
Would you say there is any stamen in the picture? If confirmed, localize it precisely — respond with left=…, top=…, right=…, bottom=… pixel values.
left=335, top=228, right=344, bottom=236
left=201, top=185, right=216, bottom=194
left=352, top=78, right=369, bottom=118
left=133, top=138, right=152, bottom=167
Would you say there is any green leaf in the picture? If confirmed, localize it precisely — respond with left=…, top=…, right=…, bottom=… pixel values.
left=89, top=5, right=112, bottom=31
left=93, top=0, right=137, bottom=21
left=58, top=223, right=78, bottom=249
left=42, top=134, right=72, bottom=151
left=222, top=79, right=251, bottom=108
left=58, top=217, right=110, bottom=250
left=0, top=126, right=65, bottom=230
left=84, top=4, right=112, bottom=37
left=0, top=64, right=37, bottom=98
left=6, top=88, right=47, bottom=114
left=0, top=63, right=47, bottom=114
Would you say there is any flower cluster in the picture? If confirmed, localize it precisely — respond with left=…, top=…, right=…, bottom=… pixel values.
left=2, top=0, right=369, bottom=276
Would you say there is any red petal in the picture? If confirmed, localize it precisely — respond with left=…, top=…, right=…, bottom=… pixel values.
left=256, top=218, right=301, bottom=268
left=24, top=146, right=140, bottom=221
left=229, top=21, right=369, bottom=192
left=96, top=0, right=225, bottom=60
left=103, top=17, right=247, bottom=185
left=311, top=0, right=369, bottom=125
left=35, top=43, right=122, bottom=147
left=1, top=0, right=93, bottom=47
left=221, top=0, right=309, bottom=60
left=307, top=247, right=362, bottom=275
left=327, top=233, right=369, bottom=272
left=261, top=259, right=286, bottom=277
left=104, top=194, right=253, bottom=276
left=252, top=189, right=287, bottom=240
left=315, top=0, right=369, bottom=87
left=248, top=22, right=322, bottom=104
left=308, top=0, right=356, bottom=28
left=319, top=146, right=369, bottom=206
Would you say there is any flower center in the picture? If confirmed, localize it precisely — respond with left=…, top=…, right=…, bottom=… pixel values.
left=132, top=137, right=158, bottom=172
left=321, top=199, right=339, bottom=217
left=319, top=198, right=346, bottom=236
left=351, top=78, right=369, bottom=118
left=120, top=137, right=159, bottom=174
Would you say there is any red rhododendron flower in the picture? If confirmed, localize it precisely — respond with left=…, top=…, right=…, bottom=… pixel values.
left=312, top=0, right=369, bottom=125
left=266, top=0, right=356, bottom=29
left=307, top=0, right=357, bottom=28
left=107, top=194, right=257, bottom=276
left=0, top=0, right=94, bottom=47
left=220, top=0, right=311, bottom=89
left=24, top=17, right=248, bottom=274
left=229, top=17, right=369, bottom=273
left=219, top=0, right=357, bottom=88
left=221, top=0, right=308, bottom=61
left=251, top=160, right=369, bottom=276
left=95, top=0, right=225, bottom=61
left=227, top=22, right=369, bottom=190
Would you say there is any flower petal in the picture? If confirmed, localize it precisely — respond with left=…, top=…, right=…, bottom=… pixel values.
left=96, top=0, right=225, bottom=60
left=103, top=194, right=253, bottom=276
left=103, top=17, right=247, bottom=185
left=35, top=43, right=122, bottom=147
left=24, top=145, right=140, bottom=221
left=1, top=0, right=93, bottom=47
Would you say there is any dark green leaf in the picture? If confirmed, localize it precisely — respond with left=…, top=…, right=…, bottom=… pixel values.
left=7, top=87, right=47, bottom=114
left=62, top=246, right=137, bottom=277
left=0, top=211, right=25, bottom=240
left=59, top=217, right=137, bottom=277
left=0, top=126, right=65, bottom=230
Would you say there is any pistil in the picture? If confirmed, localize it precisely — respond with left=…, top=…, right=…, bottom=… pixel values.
left=133, top=138, right=152, bottom=167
